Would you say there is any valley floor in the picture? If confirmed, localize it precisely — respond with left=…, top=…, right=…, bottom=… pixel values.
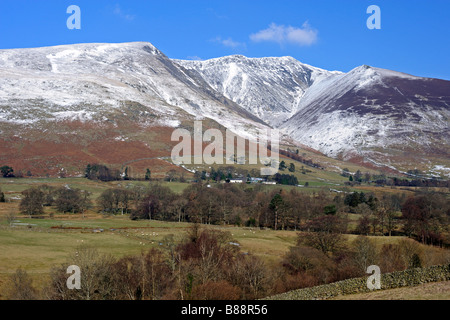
left=0, top=177, right=448, bottom=300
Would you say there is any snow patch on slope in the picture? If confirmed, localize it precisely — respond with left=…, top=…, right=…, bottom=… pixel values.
left=176, top=55, right=342, bottom=127
left=0, top=42, right=270, bottom=139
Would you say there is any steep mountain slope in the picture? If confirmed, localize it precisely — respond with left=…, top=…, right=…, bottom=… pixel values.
left=0, top=42, right=267, bottom=137
left=179, top=55, right=449, bottom=177
left=176, top=55, right=341, bottom=127
left=0, top=42, right=270, bottom=176
left=281, top=65, right=450, bottom=176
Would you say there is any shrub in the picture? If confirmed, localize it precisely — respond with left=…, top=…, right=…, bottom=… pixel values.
left=0, top=165, right=14, bottom=178
left=283, top=246, right=332, bottom=274
left=191, top=280, right=241, bottom=300
left=55, top=187, right=91, bottom=214
left=6, top=268, right=39, bottom=300
left=19, top=188, right=45, bottom=216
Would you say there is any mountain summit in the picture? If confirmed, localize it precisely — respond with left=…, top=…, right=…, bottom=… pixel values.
left=280, top=64, right=450, bottom=173
left=176, top=55, right=341, bottom=127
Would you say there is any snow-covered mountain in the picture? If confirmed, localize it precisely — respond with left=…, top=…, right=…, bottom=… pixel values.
left=176, top=55, right=341, bottom=127
left=0, top=42, right=268, bottom=139
left=0, top=41, right=448, bottom=177
left=281, top=65, right=450, bottom=174
left=178, top=55, right=449, bottom=176
left=0, top=42, right=275, bottom=177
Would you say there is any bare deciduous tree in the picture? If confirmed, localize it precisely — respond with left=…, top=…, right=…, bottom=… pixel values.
left=227, top=254, right=271, bottom=300
left=5, top=211, right=17, bottom=227
left=19, top=188, right=45, bottom=217
left=352, top=236, right=378, bottom=274
left=298, top=215, right=347, bottom=256
left=6, top=268, right=39, bottom=300
left=46, top=246, right=117, bottom=300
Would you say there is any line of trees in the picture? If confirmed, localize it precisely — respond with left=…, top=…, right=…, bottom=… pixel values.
left=195, top=166, right=265, bottom=183
left=85, top=164, right=121, bottom=182
left=126, top=183, right=336, bottom=228
left=124, top=184, right=448, bottom=245
left=16, top=181, right=449, bottom=245
left=388, top=177, right=449, bottom=188
left=277, top=148, right=324, bottom=169
left=272, top=173, right=299, bottom=186
left=341, top=168, right=450, bottom=187
left=85, top=164, right=174, bottom=182
left=19, top=185, right=92, bottom=217
left=401, top=194, right=449, bottom=246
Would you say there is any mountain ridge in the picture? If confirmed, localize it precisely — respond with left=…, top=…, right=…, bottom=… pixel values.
left=0, top=41, right=269, bottom=137
left=178, top=52, right=449, bottom=177
left=176, top=54, right=342, bottom=127
left=0, top=41, right=449, bottom=178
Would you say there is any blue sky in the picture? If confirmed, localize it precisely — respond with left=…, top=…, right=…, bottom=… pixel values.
left=0, top=0, right=449, bottom=79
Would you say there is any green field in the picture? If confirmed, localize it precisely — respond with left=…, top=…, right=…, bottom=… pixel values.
left=0, top=215, right=300, bottom=299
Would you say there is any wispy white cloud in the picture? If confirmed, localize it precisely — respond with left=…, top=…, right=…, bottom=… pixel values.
left=250, top=22, right=318, bottom=46
left=206, top=8, right=229, bottom=20
left=113, top=4, right=136, bottom=21
left=212, top=36, right=246, bottom=49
